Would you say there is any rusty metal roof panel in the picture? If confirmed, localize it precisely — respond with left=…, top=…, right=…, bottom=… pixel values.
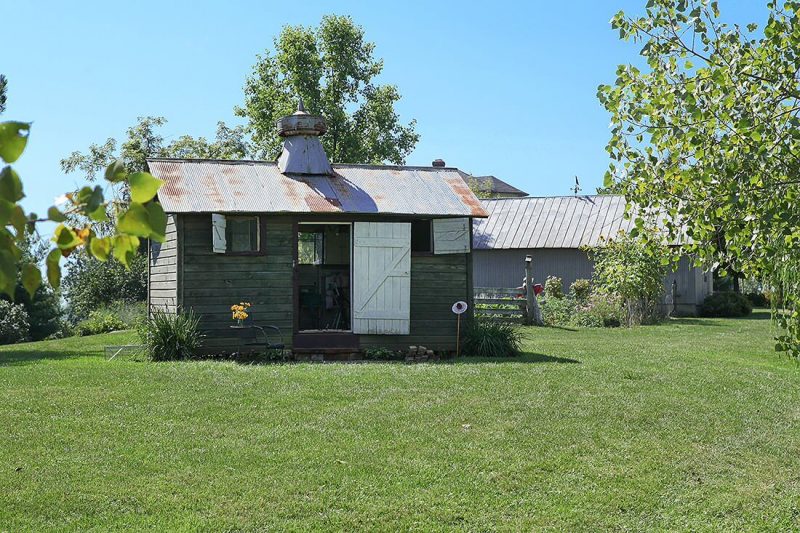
left=473, top=195, right=639, bottom=250
left=148, top=159, right=488, bottom=217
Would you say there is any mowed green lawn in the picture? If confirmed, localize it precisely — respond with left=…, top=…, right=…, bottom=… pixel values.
left=1, top=312, right=799, bottom=531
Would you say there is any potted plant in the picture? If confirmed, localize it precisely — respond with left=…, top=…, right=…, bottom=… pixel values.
left=230, top=302, right=251, bottom=327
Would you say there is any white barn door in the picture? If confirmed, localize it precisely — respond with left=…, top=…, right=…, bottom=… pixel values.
left=352, top=222, right=411, bottom=335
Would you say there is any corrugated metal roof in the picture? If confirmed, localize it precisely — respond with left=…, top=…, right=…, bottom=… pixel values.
left=148, top=159, right=488, bottom=217
left=473, top=195, right=638, bottom=249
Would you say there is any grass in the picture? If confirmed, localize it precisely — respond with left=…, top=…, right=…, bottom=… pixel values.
left=1, top=312, right=799, bottom=531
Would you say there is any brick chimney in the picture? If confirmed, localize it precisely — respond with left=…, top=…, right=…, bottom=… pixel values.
left=276, top=98, right=333, bottom=175
left=432, top=158, right=446, bottom=167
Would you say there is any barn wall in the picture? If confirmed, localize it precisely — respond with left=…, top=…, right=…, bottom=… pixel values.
left=179, top=214, right=294, bottom=352
left=473, top=248, right=593, bottom=290
left=359, top=253, right=470, bottom=351
left=473, top=248, right=711, bottom=314
left=148, top=214, right=179, bottom=313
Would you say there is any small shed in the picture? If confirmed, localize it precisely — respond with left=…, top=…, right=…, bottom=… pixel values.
left=146, top=104, right=487, bottom=355
left=472, top=195, right=712, bottom=315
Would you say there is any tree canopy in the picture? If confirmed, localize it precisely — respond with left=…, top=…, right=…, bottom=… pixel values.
left=61, top=117, right=248, bottom=183
left=598, top=0, right=800, bottom=356
left=235, top=14, right=419, bottom=164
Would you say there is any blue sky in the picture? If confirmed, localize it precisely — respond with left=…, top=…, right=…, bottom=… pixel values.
left=4, top=1, right=768, bottom=226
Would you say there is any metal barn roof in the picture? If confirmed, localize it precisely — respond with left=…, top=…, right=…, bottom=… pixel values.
left=148, top=159, right=488, bottom=218
left=473, top=195, right=637, bottom=249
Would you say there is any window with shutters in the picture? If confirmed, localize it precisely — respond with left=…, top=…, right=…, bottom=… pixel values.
left=212, top=214, right=260, bottom=254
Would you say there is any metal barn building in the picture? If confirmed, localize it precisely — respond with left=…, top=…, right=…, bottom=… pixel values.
left=472, top=195, right=713, bottom=315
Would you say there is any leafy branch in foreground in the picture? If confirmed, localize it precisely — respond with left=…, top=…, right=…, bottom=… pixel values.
left=0, top=121, right=166, bottom=299
left=598, top=0, right=800, bottom=357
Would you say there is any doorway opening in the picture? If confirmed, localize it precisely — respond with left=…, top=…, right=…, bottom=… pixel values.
left=297, top=223, right=351, bottom=331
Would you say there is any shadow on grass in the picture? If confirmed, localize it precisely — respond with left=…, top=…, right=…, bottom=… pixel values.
left=446, top=352, right=581, bottom=364
left=667, top=310, right=772, bottom=326
left=0, top=347, right=104, bottom=367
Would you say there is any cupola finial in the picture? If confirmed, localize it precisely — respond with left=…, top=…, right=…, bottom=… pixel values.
left=275, top=99, right=333, bottom=175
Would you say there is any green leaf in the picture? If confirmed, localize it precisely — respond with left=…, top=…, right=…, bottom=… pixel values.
left=0, top=249, right=16, bottom=297
left=46, top=249, right=61, bottom=290
left=112, top=234, right=140, bottom=267
left=52, top=224, right=82, bottom=250
left=0, top=122, right=31, bottom=163
left=128, top=172, right=163, bottom=203
left=89, top=236, right=111, bottom=261
left=117, top=202, right=153, bottom=238
left=105, top=159, right=127, bottom=183
left=0, top=166, right=24, bottom=202
left=47, top=206, right=67, bottom=222
left=0, top=199, right=13, bottom=226
left=88, top=204, right=108, bottom=223
left=21, top=262, right=41, bottom=298
left=76, top=185, right=104, bottom=215
left=9, top=204, right=26, bottom=239
left=145, top=202, right=167, bottom=242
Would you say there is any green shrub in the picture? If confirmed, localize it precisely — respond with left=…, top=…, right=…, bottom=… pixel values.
left=138, top=309, right=203, bottom=361
left=62, top=251, right=146, bottom=323
left=363, top=347, right=403, bottom=360
left=462, top=320, right=521, bottom=358
left=76, top=309, right=127, bottom=336
left=574, top=294, right=623, bottom=328
left=745, top=292, right=769, bottom=307
left=544, top=276, right=564, bottom=299
left=570, top=278, right=591, bottom=303
left=589, top=233, right=668, bottom=326
left=0, top=300, right=30, bottom=345
left=541, top=297, right=575, bottom=327
left=104, top=300, right=147, bottom=328
left=699, top=292, right=753, bottom=318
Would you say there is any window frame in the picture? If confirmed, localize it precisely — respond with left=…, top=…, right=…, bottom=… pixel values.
left=223, top=215, right=264, bottom=256
left=411, top=219, right=434, bottom=256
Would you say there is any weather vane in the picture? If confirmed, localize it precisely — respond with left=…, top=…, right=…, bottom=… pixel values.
left=571, top=175, right=582, bottom=196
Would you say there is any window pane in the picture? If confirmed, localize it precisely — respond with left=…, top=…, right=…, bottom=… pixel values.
left=411, top=220, right=432, bottom=252
left=227, top=217, right=259, bottom=252
left=298, top=231, right=323, bottom=264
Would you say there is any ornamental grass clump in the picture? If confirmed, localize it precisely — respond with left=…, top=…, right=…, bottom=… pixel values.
left=138, top=309, right=203, bottom=361
left=462, top=320, right=522, bottom=358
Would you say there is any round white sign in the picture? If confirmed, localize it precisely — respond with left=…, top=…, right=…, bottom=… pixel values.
left=452, top=301, right=468, bottom=314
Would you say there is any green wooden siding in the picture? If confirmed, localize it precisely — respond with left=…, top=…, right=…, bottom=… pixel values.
left=159, top=214, right=472, bottom=353
left=179, top=214, right=294, bottom=351
left=148, top=214, right=178, bottom=313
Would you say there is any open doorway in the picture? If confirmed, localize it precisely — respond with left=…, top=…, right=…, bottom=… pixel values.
left=297, top=223, right=351, bottom=331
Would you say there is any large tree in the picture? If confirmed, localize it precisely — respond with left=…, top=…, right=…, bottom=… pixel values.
left=598, top=0, right=800, bottom=356
left=61, top=117, right=248, bottom=183
left=235, top=14, right=419, bottom=164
